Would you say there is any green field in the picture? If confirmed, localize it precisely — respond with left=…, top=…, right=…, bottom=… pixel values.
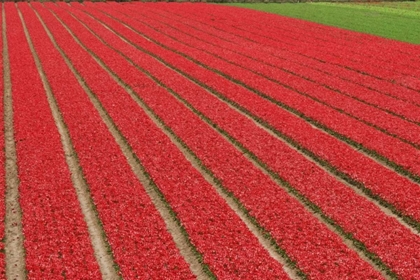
left=225, top=2, right=420, bottom=44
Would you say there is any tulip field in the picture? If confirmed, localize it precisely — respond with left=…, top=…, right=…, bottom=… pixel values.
left=2, top=1, right=420, bottom=279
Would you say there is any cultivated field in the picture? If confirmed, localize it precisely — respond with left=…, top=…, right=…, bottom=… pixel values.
left=2, top=1, right=420, bottom=279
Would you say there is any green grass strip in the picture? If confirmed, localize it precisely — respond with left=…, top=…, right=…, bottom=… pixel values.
left=344, top=1, right=420, bottom=12
left=317, top=2, right=420, bottom=18
left=224, top=3, right=420, bottom=44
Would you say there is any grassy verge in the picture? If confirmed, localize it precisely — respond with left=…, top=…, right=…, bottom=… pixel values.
left=224, top=2, right=420, bottom=44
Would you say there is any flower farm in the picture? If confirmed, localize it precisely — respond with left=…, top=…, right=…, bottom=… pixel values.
left=1, top=1, right=420, bottom=279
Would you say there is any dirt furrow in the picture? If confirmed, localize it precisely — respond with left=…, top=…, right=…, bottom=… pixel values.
left=3, top=4, right=26, bottom=279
